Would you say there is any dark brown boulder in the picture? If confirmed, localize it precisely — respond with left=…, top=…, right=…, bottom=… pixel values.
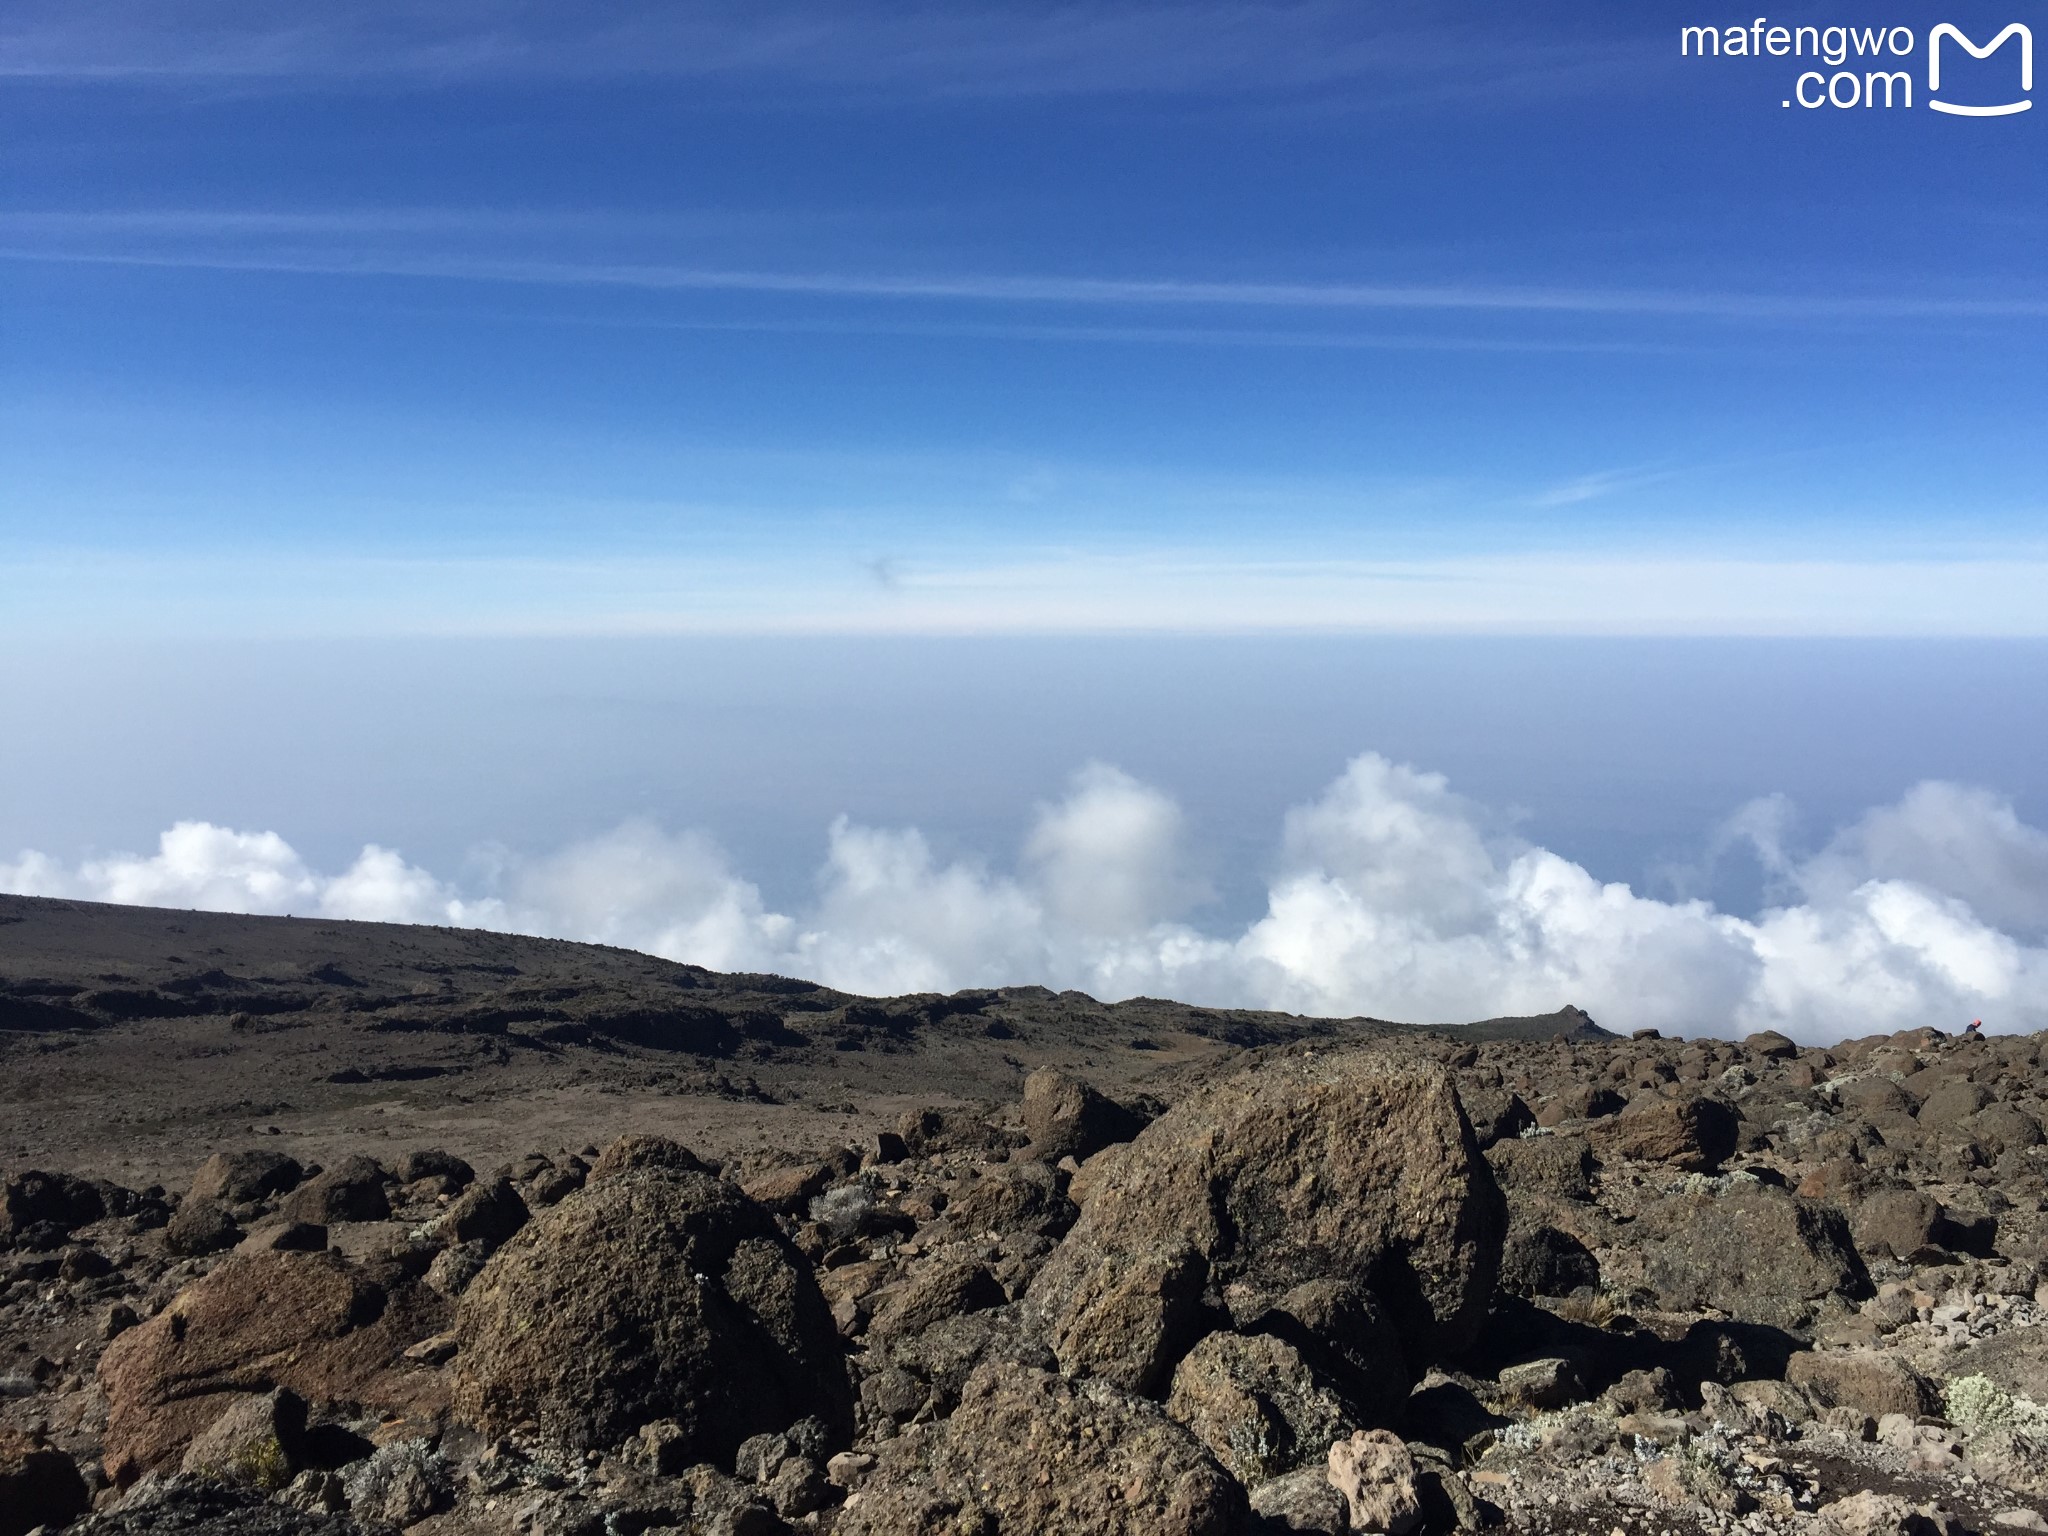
left=1834, top=1077, right=1916, bottom=1118
left=1787, top=1349, right=1941, bottom=1419
left=867, top=1253, right=1007, bottom=1340
left=836, top=1361, right=1244, bottom=1536
left=1917, top=1080, right=1994, bottom=1129
left=0, top=1428, right=90, bottom=1536
left=1591, top=1095, right=1738, bottom=1173
left=1459, top=1087, right=1536, bottom=1149
left=281, top=1156, right=390, bottom=1225
left=1498, top=1224, right=1601, bottom=1298
left=96, top=1251, right=449, bottom=1483
left=1849, top=1187, right=1945, bottom=1259
left=434, top=1178, right=528, bottom=1249
left=1639, top=1185, right=1869, bottom=1329
left=949, top=1159, right=1076, bottom=1240
left=586, top=1133, right=715, bottom=1184
left=1535, top=1085, right=1625, bottom=1127
left=1486, top=1134, right=1596, bottom=1203
left=1020, top=1067, right=1146, bottom=1163
left=163, top=1196, right=242, bottom=1257
left=451, top=1165, right=849, bottom=1461
left=187, top=1150, right=304, bottom=1206
left=1165, top=1330, right=1357, bottom=1485
left=2, top=1168, right=104, bottom=1241
left=1026, top=1053, right=1503, bottom=1395
left=395, top=1149, right=473, bottom=1188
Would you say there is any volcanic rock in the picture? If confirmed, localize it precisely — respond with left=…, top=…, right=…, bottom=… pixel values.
left=1592, top=1094, right=1739, bottom=1172
left=164, top=1196, right=243, bottom=1257
left=451, top=1159, right=850, bottom=1460
left=1325, top=1428, right=1423, bottom=1535
left=1787, top=1349, right=1942, bottom=1420
left=1166, top=1329, right=1357, bottom=1484
left=434, top=1177, right=528, bottom=1249
left=1639, top=1184, right=1870, bottom=1328
left=97, top=1250, right=449, bottom=1482
left=836, top=1360, right=1245, bottom=1536
left=1028, top=1052, right=1502, bottom=1394
left=0, top=1427, right=91, bottom=1536
left=1020, top=1066, right=1146, bottom=1162
left=188, top=1150, right=305, bottom=1206
left=280, top=1156, right=390, bottom=1225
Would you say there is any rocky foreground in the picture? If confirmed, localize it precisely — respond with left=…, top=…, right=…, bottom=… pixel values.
left=5, top=1011, right=2047, bottom=1536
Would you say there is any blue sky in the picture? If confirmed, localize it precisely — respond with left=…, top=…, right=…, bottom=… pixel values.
left=4, top=0, right=2046, bottom=634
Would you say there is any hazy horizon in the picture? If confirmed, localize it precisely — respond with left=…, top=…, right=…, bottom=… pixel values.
left=7, top=636, right=2046, bottom=1042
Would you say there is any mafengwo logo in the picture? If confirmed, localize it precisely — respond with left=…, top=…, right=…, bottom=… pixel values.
left=1681, top=18, right=2032, bottom=112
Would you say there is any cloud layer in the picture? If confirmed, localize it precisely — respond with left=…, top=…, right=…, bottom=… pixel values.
left=6, top=754, right=2046, bottom=1043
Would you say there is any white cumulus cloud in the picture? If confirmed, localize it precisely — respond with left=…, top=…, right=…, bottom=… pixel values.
left=6, top=755, right=2047, bottom=1043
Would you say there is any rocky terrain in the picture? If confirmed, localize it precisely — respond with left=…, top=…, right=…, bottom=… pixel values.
left=3, top=894, right=2046, bottom=1536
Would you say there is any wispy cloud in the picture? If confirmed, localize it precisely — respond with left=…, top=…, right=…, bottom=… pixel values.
left=6, top=547, right=2048, bottom=638
left=0, top=0, right=1626, bottom=106
left=7, top=238, right=2048, bottom=327
left=1529, top=466, right=1685, bottom=509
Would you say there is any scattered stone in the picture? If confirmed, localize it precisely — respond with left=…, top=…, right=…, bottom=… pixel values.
left=1326, top=1428, right=1422, bottom=1536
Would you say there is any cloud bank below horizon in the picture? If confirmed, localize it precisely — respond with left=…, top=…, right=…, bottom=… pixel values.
left=6, top=754, right=2046, bottom=1044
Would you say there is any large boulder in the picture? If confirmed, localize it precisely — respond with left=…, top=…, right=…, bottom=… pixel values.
left=949, top=1159, right=1077, bottom=1240
left=1021, top=1068, right=1146, bottom=1163
left=281, top=1156, right=390, bottom=1225
left=1787, top=1350, right=1941, bottom=1420
left=451, top=1163, right=850, bottom=1462
left=1639, top=1185, right=1870, bottom=1329
left=187, top=1151, right=304, bottom=1206
left=1498, top=1224, right=1600, bottom=1298
left=163, top=1197, right=243, bottom=1257
left=836, top=1361, right=1244, bottom=1536
left=1, top=1428, right=91, bottom=1536
left=2, top=1168, right=104, bottom=1243
left=1326, top=1429, right=1424, bottom=1536
left=1591, top=1096, right=1738, bottom=1173
left=1026, top=1054, right=1502, bottom=1395
left=433, top=1178, right=528, bottom=1249
left=97, top=1251, right=449, bottom=1483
